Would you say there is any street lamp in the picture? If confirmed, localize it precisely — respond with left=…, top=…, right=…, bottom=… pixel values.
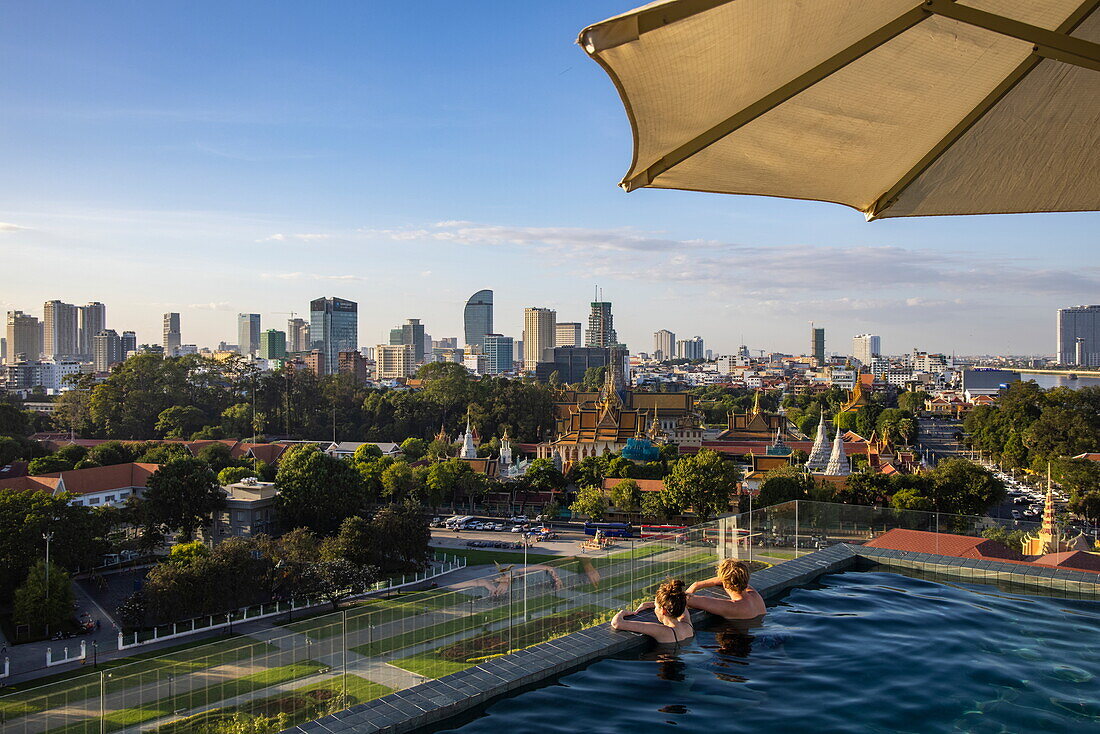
left=43, top=531, right=55, bottom=597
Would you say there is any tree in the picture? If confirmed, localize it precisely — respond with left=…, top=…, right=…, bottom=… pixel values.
left=143, top=457, right=227, bottom=539
left=525, top=458, right=567, bottom=495
left=834, top=411, right=858, bottom=433
left=218, top=466, right=257, bottom=485
left=928, top=458, right=1005, bottom=515
left=890, top=487, right=935, bottom=511
left=29, top=454, right=73, bottom=475
left=303, top=560, right=378, bottom=610
left=220, top=403, right=253, bottom=438
left=0, top=402, right=30, bottom=436
left=168, top=539, right=211, bottom=565
left=640, top=489, right=680, bottom=521
left=135, top=442, right=192, bottom=465
left=81, top=441, right=136, bottom=468
left=353, top=443, right=384, bottom=462
left=381, top=461, right=420, bottom=502
left=568, top=455, right=609, bottom=490
left=663, top=449, right=742, bottom=519
left=196, top=442, right=236, bottom=472
left=898, top=390, right=929, bottom=414
left=1070, top=491, right=1100, bottom=525
left=155, top=405, right=207, bottom=439
left=757, top=465, right=813, bottom=507
left=13, top=561, right=74, bottom=634
left=275, top=445, right=366, bottom=533
left=608, top=478, right=642, bottom=512
left=570, top=486, right=607, bottom=521
left=398, top=437, right=427, bottom=461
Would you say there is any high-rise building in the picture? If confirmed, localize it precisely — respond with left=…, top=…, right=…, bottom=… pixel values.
left=555, top=322, right=582, bottom=348
left=310, top=297, right=358, bottom=375
left=287, top=318, right=309, bottom=353
left=1057, top=305, right=1100, bottom=366
left=238, top=313, right=261, bottom=356
left=93, top=329, right=123, bottom=372
left=852, top=334, right=881, bottom=366
left=534, top=346, right=609, bottom=384
left=163, top=313, right=181, bottom=356
left=338, top=350, right=369, bottom=382
left=121, top=330, right=137, bottom=356
left=463, top=290, right=493, bottom=349
left=259, top=329, right=287, bottom=360
left=78, top=302, right=106, bottom=359
left=434, top=337, right=458, bottom=350
left=585, top=301, right=617, bottom=348
left=483, top=334, right=514, bottom=375
left=6, top=311, right=41, bottom=363
left=399, top=319, right=426, bottom=362
left=653, top=329, right=676, bottom=361
left=375, top=343, right=416, bottom=379
left=677, top=336, right=704, bottom=360
left=810, top=324, right=826, bottom=365
left=523, top=307, right=556, bottom=371
left=389, top=328, right=403, bottom=345
left=43, top=300, right=79, bottom=359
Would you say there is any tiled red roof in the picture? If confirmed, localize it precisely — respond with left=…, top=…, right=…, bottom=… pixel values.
left=1035, top=551, right=1100, bottom=572
left=866, top=528, right=1025, bottom=561
left=602, top=478, right=665, bottom=492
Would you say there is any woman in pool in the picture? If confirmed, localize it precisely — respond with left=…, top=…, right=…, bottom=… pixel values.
left=610, top=578, right=694, bottom=644
left=686, top=559, right=767, bottom=619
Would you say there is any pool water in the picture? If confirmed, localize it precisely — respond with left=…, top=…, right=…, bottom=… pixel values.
left=436, top=571, right=1100, bottom=734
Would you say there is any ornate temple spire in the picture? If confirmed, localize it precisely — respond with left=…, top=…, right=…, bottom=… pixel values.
left=435, top=423, right=449, bottom=444
left=751, top=389, right=761, bottom=416
left=599, top=365, right=622, bottom=410
left=499, top=428, right=513, bottom=468
left=824, top=430, right=850, bottom=476
left=806, top=409, right=831, bottom=472
left=461, top=413, right=477, bottom=459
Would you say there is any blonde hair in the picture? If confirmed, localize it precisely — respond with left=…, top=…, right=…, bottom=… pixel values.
left=655, top=578, right=687, bottom=618
left=717, top=559, right=750, bottom=593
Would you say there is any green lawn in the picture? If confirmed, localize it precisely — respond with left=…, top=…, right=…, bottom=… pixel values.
left=0, top=635, right=278, bottom=720
left=155, top=674, right=393, bottom=734
left=350, top=592, right=568, bottom=659
left=284, top=588, right=477, bottom=639
left=389, top=653, right=475, bottom=678
left=437, top=546, right=561, bottom=567
left=46, top=660, right=328, bottom=734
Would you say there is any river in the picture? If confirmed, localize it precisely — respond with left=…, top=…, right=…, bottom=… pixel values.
left=1020, top=372, right=1100, bottom=390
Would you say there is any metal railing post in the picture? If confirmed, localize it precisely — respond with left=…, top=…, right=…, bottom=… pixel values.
left=795, top=501, right=799, bottom=557
left=341, top=608, right=348, bottom=703
left=99, top=670, right=106, bottom=734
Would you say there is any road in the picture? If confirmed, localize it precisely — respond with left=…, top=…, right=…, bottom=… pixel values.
left=916, top=417, right=963, bottom=465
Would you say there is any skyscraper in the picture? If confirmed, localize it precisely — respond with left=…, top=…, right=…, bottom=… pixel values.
left=6, top=311, right=41, bottom=363
left=259, top=329, right=287, bottom=360
left=310, top=297, right=358, bottom=375
left=523, top=307, right=556, bottom=371
left=484, top=334, right=514, bottom=374
left=677, top=336, right=704, bottom=360
left=375, top=343, right=416, bottom=379
left=287, top=318, right=309, bottom=353
left=555, top=322, right=582, bottom=348
left=238, top=313, right=261, bottom=356
left=852, top=334, right=881, bottom=366
left=1057, top=305, right=1100, bottom=366
left=653, top=329, right=676, bottom=361
left=163, top=313, right=181, bottom=356
left=79, top=302, right=106, bottom=358
left=43, top=300, right=79, bottom=359
left=585, top=301, right=617, bottom=348
left=810, top=324, right=826, bottom=365
left=401, top=319, right=426, bottom=362
left=121, top=330, right=137, bottom=356
left=93, top=329, right=122, bottom=372
left=463, top=290, right=493, bottom=349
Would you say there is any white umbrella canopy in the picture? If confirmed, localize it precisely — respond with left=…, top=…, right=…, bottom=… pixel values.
left=579, top=0, right=1100, bottom=219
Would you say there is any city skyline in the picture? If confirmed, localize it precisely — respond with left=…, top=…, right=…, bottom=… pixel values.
left=2, top=2, right=1097, bottom=356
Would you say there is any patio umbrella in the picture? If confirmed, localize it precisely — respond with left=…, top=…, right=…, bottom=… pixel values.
left=579, top=0, right=1100, bottom=219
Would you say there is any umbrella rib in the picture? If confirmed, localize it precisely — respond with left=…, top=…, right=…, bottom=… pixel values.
left=623, top=6, right=931, bottom=191
left=923, top=0, right=1100, bottom=72
left=869, top=0, right=1100, bottom=219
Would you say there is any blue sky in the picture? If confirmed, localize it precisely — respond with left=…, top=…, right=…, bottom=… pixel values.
left=2, top=1, right=1097, bottom=357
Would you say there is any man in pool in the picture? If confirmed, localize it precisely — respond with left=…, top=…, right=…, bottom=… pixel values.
left=610, top=579, right=694, bottom=644
left=686, top=559, right=766, bottom=619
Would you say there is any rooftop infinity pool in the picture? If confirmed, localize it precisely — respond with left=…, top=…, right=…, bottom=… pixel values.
left=435, top=570, right=1100, bottom=733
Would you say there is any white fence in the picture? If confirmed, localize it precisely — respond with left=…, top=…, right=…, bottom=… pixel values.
left=46, top=641, right=86, bottom=667
left=117, top=554, right=466, bottom=650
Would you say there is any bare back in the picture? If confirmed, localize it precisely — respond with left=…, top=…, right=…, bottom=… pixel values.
left=688, top=585, right=766, bottom=620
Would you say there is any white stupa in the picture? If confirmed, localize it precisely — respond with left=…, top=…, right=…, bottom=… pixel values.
left=806, top=409, right=831, bottom=473
left=461, top=416, right=477, bottom=459
left=824, top=430, right=850, bottom=476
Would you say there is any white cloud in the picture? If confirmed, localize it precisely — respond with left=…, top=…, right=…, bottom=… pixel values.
left=256, top=233, right=331, bottom=242
left=188, top=301, right=232, bottom=311
left=259, top=272, right=363, bottom=281
left=368, top=221, right=1100, bottom=300
left=0, top=222, right=28, bottom=232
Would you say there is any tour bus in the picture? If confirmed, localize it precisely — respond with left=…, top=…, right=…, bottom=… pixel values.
left=583, top=521, right=634, bottom=538
left=638, top=524, right=688, bottom=539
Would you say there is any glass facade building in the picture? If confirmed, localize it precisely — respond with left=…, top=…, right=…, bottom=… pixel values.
left=310, top=297, right=358, bottom=375
left=463, top=290, right=493, bottom=349
left=483, top=334, right=514, bottom=374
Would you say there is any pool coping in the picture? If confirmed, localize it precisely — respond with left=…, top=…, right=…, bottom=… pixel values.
left=280, top=543, right=1099, bottom=734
